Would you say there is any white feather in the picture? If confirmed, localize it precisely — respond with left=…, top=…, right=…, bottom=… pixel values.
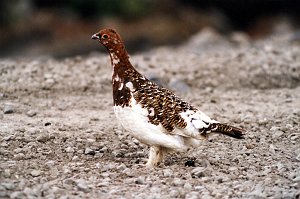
left=125, top=82, right=134, bottom=91
left=114, top=97, right=197, bottom=151
left=118, top=83, right=124, bottom=90
left=178, top=110, right=217, bottom=137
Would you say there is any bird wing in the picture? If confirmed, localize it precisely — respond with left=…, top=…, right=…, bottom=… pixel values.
left=132, top=80, right=216, bottom=138
left=130, top=74, right=245, bottom=139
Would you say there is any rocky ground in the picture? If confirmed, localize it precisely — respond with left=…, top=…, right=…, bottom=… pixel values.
left=0, top=29, right=300, bottom=198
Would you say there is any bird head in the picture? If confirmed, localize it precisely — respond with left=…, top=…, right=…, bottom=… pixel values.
left=92, top=28, right=130, bottom=62
left=91, top=29, right=124, bottom=50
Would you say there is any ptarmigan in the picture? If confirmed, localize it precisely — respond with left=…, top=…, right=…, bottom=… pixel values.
left=92, top=28, right=245, bottom=167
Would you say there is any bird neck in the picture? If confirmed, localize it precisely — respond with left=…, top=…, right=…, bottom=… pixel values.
left=108, top=43, right=138, bottom=81
left=109, top=49, right=136, bottom=107
left=108, top=42, right=130, bottom=66
left=109, top=51, right=130, bottom=68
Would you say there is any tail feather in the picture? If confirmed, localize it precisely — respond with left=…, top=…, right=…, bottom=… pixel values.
left=209, top=123, right=245, bottom=139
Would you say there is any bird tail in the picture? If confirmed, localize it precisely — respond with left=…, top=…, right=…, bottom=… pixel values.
left=208, top=123, right=245, bottom=139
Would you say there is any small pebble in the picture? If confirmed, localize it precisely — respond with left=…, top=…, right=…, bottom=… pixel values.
left=191, top=167, right=209, bottom=178
left=36, top=134, right=50, bottom=143
left=112, top=150, right=124, bottom=157
left=45, top=160, right=55, bottom=167
left=269, top=144, right=276, bottom=154
left=50, top=167, right=59, bottom=177
left=72, top=156, right=79, bottom=161
left=1, top=182, right=15, bottom=190
left=135, top=176, right=145, bottom=185
left=3, top=169, right=11, bottom=178
left=99, top=146, right=108, bottom=153
left=293, top=176, right=300, bottom=182
left=14, top=153, right=25, bottom=160
left=10, top=191, right=24, bottom=199
left=65, top=147, right=74, bottom=153
left=185, top=191, right=200, bottom=199
left=184, top=182, right=192, bottom=190
left=168, top=79, right=190, bottom=93
left=76, top=179, right=89, bottom=192
left=172, top=178, right=183, bottom=186
left=30, top=170, right=41, bottom=177
left=26, top=109, right=37, bottom=117
left=117, top=163, right=127, bottom=171
left=296, top=154, right=300, bottom=161
left=163, top=168, right=173, bottom=177
left=123, top=168, right=134, bottom=177
left=3, top=105, right=14, bottom=114
left=84, top=148, right=95, bottom=155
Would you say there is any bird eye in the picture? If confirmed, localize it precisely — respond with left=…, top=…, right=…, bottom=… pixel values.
left=102, top=34, right=109, bottom=39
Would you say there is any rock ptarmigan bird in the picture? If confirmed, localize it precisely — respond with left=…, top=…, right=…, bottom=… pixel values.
left=92, top=28, right=245, bottom=167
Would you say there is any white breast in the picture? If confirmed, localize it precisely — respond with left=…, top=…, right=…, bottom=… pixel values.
left=113, top=97, right=201, bottom=151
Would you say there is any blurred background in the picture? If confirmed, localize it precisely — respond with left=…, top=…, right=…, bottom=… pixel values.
left=0, top=0, right=299, bottom=58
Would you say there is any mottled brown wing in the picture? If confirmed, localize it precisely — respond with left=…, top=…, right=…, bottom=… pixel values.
left=132, top=80, right=196, bottom=133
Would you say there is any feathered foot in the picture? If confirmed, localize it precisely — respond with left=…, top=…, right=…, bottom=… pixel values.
left=146, top=146, right=167, bottom=168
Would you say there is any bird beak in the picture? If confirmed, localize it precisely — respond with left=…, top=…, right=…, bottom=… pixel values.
left=91, top=33, right=100, bottom=40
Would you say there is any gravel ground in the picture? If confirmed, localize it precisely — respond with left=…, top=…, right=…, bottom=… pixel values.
left=1, top=29, right=300, bottom=198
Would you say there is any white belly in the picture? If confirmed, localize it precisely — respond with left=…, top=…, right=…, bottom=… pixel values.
left=113, top=98, right=201, bottom=151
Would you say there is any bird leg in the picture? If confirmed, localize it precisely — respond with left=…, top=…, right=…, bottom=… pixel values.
left=146, top=146, right=166, bottom=167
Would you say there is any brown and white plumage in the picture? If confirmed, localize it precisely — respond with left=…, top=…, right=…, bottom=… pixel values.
left=92, top=29, right=245, bottom=167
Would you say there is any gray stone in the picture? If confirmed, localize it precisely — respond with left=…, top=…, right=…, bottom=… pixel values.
left=112, top=150, right=124, bottom=157
left=116, top=163, right=127, bottom=171
left=99, top=146, right=108, bottom=153
left=23, top=187, right=33, bottom=196
left=36, top=134, right=50, bottom=143
left=76, top=179, right=89, bottom=192
left=169, top=189, right=180, bottom=197
left=72, top=156, right=79, bottom=161
left=163, top=168, right=173, bottom=177
left=296, top=154, right=300, bottom=161
left=3, top=135, right=13, bottom=141
left=45, top=160, right=56, bottom=167
left=84, top=148, right=95, bottom=155
left=191, top=167, right=209, bottom=178
left=123, top=168, right=134, bottom=177
left=3, top=169, right=11, bottom=178
left=26, top=109, right=37, bottom=117
left=136, top=151, right=144, bottom=157
left=10, top=191, right=24, bottom=199
left=3, top=104, right=14, bottom=114
left=185, top=191, right=200, bottom=199
left=30, top=170, right=41, bottom=177
left=14, top=153, right=25, bottom=160
left=168, top=79, right=190, bottom=93
left=172, top=178, right=183, bottom=186
left=1, top=182, right=15, bottom=190
left=272, top=130, right=284, bottom=138
left=135, top=176, right=145, bottom=184
left=0, top=190, right=8, bottom=198
left=199, top=158, right=211, bottom=168
left=65, top=147, right=74, bottom=153
left=14, top=148, right=24, bottom=154
left=293, top=176, right=300, bottom=182
left=50, top=167, right=60, bottom=177
left=269, top=144, right=276, bottom=154
left=183, top=182, right=192, bottom=190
